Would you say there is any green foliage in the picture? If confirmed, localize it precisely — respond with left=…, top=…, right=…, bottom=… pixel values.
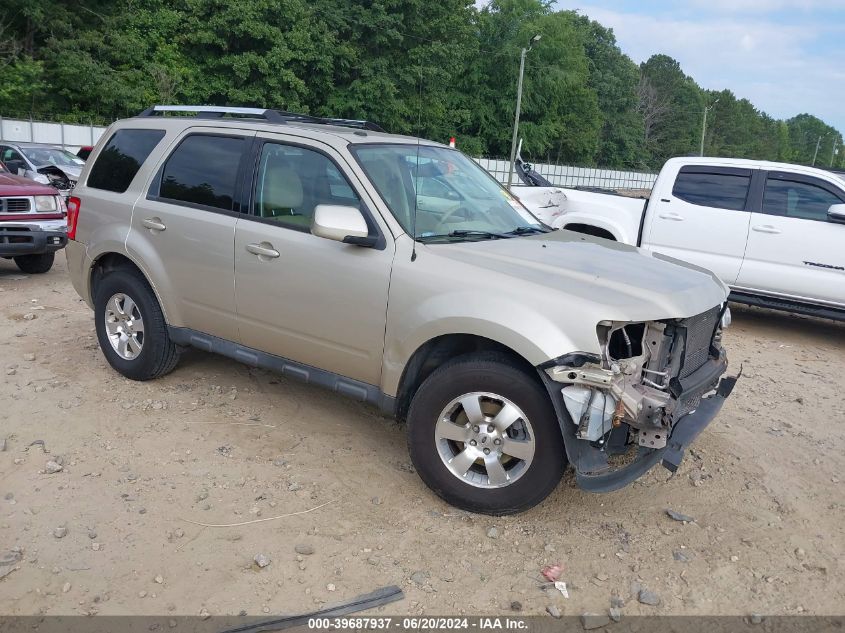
left=573, top=13, right=645, bottom=168
left=639, top=54, right=704, bottom=165
left=0, top=0, right=841, bottom=169
left=0, top=57, right=47, bottom=114
left=785, top=113, right=843, bottom=168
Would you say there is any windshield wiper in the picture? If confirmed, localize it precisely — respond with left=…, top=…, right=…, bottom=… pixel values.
left=506, top=226, right=550, bottom=235
left=448, top=229, right=512, bottom=239
left=417, top=230, right=512, bottom=242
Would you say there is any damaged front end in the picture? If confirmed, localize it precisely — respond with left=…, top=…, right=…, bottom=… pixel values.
left=37, top=166, right=77, bottom=196
left=540, top=305, right=738, bottom=492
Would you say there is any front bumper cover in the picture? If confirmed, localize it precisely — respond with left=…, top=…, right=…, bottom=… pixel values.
left=541, top=368, right=739, bottom=493
left=0, top=228, right=67, bottom=257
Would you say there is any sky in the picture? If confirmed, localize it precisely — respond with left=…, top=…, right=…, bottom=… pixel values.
left=555, top=0, right=845, bottom=134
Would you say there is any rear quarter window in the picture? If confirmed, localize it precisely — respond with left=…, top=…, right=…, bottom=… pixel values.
left=87, top=129, right=166, bottom=193
left=157, top=134, right=245, bottom=211
left=672, top=169, right=751, bottom=211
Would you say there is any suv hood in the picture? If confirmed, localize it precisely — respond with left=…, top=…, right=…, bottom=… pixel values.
left=426, top=230, right=728, bottom=322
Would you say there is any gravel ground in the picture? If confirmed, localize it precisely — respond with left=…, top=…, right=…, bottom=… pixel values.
left=0, top=252, right=843, bottom=617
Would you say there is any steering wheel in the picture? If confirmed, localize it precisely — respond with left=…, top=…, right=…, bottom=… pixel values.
left=434, top=205, right=472, bottom=230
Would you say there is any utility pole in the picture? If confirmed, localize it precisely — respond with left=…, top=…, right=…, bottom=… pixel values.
left=699, top=98, right=719, bottom=156
left=812, top=133, right=827, bottom=166
left=830, top=138, right=838, bottom=167
left=507, top=34, right=542, bottom=191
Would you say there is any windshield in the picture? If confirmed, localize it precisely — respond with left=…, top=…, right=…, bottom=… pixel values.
left=20, top=147, right=85, bottom=168
left=351, top=144, right=544, bottom=241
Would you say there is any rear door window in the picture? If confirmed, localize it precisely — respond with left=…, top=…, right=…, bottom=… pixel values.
left=158, top=134, right=245, bottom=211
left=672, top=168, right=751, bottom=211
left=762, top=175, right=844, bottom=222
left=87, top=129, right=165, bottom=193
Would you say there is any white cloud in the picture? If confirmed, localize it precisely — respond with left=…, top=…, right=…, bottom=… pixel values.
left=568, top=4, right=845, bottom=131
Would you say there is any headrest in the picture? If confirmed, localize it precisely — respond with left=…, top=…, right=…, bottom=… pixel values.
left=263, top=163, right=303, bottom=209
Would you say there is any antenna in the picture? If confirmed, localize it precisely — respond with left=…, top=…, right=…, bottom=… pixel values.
left=411, top=68, right=423, bottom=262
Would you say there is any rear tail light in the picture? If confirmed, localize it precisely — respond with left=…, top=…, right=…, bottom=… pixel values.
left=67, top=196, right=81, bottom=240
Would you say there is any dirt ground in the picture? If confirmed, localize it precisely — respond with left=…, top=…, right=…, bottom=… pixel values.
left=0, top=251, right=843, bottom=618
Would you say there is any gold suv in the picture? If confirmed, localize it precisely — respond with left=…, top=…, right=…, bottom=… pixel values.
left=66, top=106, right=736, bottom=514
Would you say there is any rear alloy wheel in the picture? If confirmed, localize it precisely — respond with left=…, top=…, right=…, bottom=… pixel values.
left=94, top=268, right=180, bottom=381
left=408, top=352, right=566, bottom=515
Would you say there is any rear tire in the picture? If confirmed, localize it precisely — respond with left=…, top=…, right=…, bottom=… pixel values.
left=407, top=352, right=566, bottom=515
left=93, top=268, right=180, bottom=381
left=14, top=252, right=55, bottom=274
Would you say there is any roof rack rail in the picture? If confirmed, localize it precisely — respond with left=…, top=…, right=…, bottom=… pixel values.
left=137, top=105, right=279, bottom=119
left=136, top=105, right=386, bottom=133
left=321, top=118, right=386, bottom=132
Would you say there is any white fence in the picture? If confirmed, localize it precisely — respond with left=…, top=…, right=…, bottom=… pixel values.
left=0, top=116, right=108, bottom=153
left=475, top=157, right=657, bottom=191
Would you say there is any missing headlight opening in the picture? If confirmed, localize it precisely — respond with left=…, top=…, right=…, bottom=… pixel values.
left=608, top=323, right=644, bottom=359
left=547, top=308, right=726, bottom=453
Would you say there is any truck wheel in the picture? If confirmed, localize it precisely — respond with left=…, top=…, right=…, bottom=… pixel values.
left=407, top=352, right=566, bottom=515
left=14, top=253, right=55, bottom=274
left=93, top=268, right=180, bottom=381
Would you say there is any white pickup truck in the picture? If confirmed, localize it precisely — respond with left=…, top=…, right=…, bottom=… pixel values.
left=515, top=156, right=845, bottom=321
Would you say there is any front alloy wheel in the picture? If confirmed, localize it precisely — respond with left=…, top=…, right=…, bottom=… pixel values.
left=435, top=392, right=535, bottom=488
left=408, top=352, right=566, bottom=515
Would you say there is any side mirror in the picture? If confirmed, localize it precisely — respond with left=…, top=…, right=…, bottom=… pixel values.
left=312, top=204, right=376, bottom=246
left=828, top=203, right=845, bottom=224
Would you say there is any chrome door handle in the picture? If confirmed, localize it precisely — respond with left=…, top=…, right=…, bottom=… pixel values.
left=752, top=225, right=781, bottom=234
left=142, top=217, right=166, bottom=232
left=246, top=242, right=280, bottom=259
left=658, top=212, right=684, bottom=221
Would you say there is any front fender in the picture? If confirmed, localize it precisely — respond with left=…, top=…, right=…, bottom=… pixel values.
left=381, top=288, right=587, bottom=397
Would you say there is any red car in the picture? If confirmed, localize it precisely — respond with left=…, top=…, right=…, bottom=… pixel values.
left=0, top=159, right=67, bottom=274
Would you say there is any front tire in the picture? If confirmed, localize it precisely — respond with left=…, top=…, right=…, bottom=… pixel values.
left=14, top=252, right=55, bottom=274
left=93, top=268, right=180, bottom=381
left=407, top=352, right=566, bottom=515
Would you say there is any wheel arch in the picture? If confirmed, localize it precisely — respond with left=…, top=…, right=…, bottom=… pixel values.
left=392, top=333, right=542, bottom=422
left=561, top=222, right=617, bottom=241
left=89, top=250, right=177, bottom=325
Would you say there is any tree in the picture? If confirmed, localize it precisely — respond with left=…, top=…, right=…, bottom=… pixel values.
left=637, top=76, right=670, bottom=148
left=466, top=1, right=602, bottom=163
left=0, top=57, right=47, bottom=116
left=178, top=0, right=335, bottom=112
left=573, top=13, right=645, bottom=168
left=0, top=0, right=841, bottom=169
left=786, top=114, right=842, bottom=167
left=639, top=54, right=704, bottom=166
left=314, top=0, right=479, bottom=146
